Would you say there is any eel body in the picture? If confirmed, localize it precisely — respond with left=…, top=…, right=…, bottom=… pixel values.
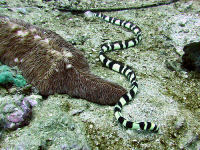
left=91, top=12, right=159, bottom=132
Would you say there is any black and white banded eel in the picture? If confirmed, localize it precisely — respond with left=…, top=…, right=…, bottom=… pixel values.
left=85, top=11, right=159, bottom=132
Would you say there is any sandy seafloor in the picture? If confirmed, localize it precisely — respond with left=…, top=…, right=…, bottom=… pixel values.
left=0, top=0, right=200, bottom=149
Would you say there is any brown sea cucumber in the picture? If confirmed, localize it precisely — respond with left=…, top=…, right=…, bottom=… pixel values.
left=0, top=15, right=126, bottom=105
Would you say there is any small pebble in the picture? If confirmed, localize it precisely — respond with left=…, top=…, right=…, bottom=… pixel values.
left=8, top=87, right=17, bottom=94
left=84, top=11, right=95, bottom=19
left=71, top=109, right=84, bottom=116
left=68, top=123, right=75, bottom=131
left=16, top=8, right=28, bottom=15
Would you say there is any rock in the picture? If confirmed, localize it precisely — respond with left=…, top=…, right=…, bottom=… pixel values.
left=182, top=42, right=200, bottom=72
left=7, top=110, right=25, bottom=123
left=1, top=95, right=40, bottom=130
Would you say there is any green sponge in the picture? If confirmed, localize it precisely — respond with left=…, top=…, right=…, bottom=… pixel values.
left=0, top=65, right=26, bottom=87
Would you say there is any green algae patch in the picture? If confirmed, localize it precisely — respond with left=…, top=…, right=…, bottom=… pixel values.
left=0, top=65, right=26, bottom=87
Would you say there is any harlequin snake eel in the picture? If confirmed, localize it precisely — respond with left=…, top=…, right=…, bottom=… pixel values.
left=86, top=11, right=159, bottom=132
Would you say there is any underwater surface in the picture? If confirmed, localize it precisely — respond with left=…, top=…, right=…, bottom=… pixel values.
left=0, top=0, right=199, bottom=149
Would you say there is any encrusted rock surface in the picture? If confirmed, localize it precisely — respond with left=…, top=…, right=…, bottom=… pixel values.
left=0, top=0, right=200, bottom=149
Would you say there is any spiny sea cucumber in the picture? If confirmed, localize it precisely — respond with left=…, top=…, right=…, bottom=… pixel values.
left=0, top=15, right=126, bottom=105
